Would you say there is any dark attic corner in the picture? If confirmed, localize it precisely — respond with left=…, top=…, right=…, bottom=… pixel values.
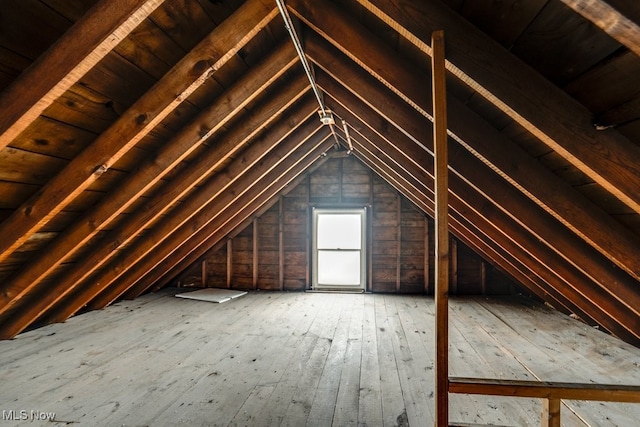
left=1, top=0, right=640, bottom=425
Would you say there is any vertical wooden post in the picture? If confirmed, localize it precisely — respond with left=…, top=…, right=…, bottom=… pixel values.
left=226, top=238, right=233, bottom=289
left=432, top=29, right=449, bottom=427
left=542, top=398, right=561, bottom=427
left=279, top=197, right=284, bottom=291
left=201, top=259, right=207, bottom=288
left=253, top=218, right=259, bottom=290
left=305, top=175, right=311, bottom=288
left=481, top=261, right=487, bottom=295
left=396, top=192, right=402, bottom=292
left=424, top=217, right=430, bottom=293
left=450, top=238, right=458, bottom=295
left=368, top=169, right=374, bottom=293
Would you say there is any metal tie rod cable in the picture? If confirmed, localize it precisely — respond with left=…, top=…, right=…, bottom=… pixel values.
left=276, top=0, right=334, bottom=126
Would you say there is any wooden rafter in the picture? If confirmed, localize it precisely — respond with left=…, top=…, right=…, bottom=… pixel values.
left=0, top=43, right=300, bottom=320
left=344, top=0, right=640, bottom=216
left=92, top=131, right=334, bottom=309
left=298, top=16, right=640, bottom=283
left=150, top=156, right=332, bottom=294
left=317, top=69, right=640, bottom=342
left=128, top=138, right=335, bottom=300
left=0, top=0, right=166, bottom=150
left=319, top=65, right=640, bottom=321
left=0, top=0, right=278, bottom=266
left=0, top=88, right=318, bottom=338
left=344, top=128, right=581, bottom=319
left=343, top=117, right=638, bottom=342
left=38, top=115, right=326, bottom=328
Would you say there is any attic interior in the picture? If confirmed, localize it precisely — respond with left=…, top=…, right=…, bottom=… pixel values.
left=1, top=0, right=640, bottom=425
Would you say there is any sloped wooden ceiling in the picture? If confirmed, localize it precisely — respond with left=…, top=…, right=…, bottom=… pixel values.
left=0, top=0, right=639, bottom=343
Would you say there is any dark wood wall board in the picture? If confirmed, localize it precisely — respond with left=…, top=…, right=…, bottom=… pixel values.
left=456, top=243, right=483, bottom=294
left=575, top=183, right=638, bottom=215
left=10, top=117, right=97, bottom=158
left=612, top=214, right=640, bottom=238
left=182, top=76, right=227, bottom=114
left=148, top=0, right=218, bottom=52
left=40, top=0, right=98, bottom=21
left=564, top=51, right=640, bottom=114
left=0, top=147, right=68, bottom=185
left=532, top=154, right=597, bottom=190
left=500, top=121, right=554, bottom=158
left=61, top=189, right=108, bottom=212
left=616, top=119, right=640, bottom=148
left=80, top=52, right=159, bottom=110
left=372, top=282, right=396, bottom=293
left=195, top=0, right=246, bottom=25
left=0, top=181, right=40, bottom=209
left=235, top=22, right=282, bottom=71
left=459, top=0, right=548, bottom=49
left=464, top=93, right=515, bottom=132
left=41, top=88, right=122, bottom=135
left=153, top=100, right=203, bottom=135
left=113, top=20, right=186, bottom=81
left=510, top=1, right=622, bottom=85
left=110, top=146, right=161, bottom=173
left=485, top=265, right=520, bottom=296
left=0, top=0, right=72, bottom=61
left=0, top=46, right=31, bottom=91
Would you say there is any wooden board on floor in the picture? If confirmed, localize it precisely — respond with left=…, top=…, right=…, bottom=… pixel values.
left=175, top=287, right=247, bottom=303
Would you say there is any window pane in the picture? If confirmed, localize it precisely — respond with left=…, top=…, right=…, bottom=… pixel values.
left=317, top=250, right=361, bottom=285
left=317, top=214, right=361, bottom=249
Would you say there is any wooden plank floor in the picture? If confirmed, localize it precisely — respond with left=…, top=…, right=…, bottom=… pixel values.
left=1, top=290, right=639, bottom=426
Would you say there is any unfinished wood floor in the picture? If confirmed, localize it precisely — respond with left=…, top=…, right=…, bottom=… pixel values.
left=1, top=291, right=639, bottom=426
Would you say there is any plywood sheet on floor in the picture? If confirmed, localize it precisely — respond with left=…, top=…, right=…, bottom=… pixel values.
left=0, top=291, right=639, bottom=426
left=175, top=287, right=248, bottom=303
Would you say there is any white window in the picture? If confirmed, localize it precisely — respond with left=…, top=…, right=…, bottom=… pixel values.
left=312, top=208, right=367, bottom=290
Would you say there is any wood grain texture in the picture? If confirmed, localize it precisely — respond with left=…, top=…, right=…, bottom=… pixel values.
left=6, top=290, right=637, bottom=425
left=0, top=96, right=318, bottom=337
left=0, top=0, right=278, bottom=268
left=306, top=21, right=640, bottom=289
left=348, top=0, right=640, bottom=216
left=0, top=45, right=300, bottom=322
left=0, top=0, right=166, bottom=149
left=559, top=0, right=640, bottom=57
